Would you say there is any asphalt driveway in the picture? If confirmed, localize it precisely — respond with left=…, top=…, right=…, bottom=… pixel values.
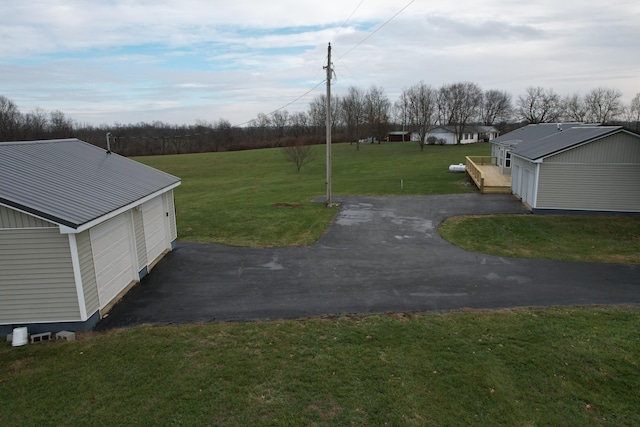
left=96, top=194, right=639, bottom=329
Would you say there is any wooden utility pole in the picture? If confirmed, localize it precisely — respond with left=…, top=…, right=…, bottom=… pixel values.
left=324, top=43, right=333, bottom=207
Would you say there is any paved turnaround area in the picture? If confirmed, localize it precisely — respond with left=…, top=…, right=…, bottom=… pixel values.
left=96, top=194, right=639, bottom=329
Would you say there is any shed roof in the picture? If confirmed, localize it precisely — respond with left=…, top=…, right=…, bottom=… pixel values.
left=509, top=125, right=624, bottom=161
left=0, top=139, right=181, bottom=228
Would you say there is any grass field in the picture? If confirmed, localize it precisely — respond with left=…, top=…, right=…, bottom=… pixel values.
left=2, top=307, right=639, bottom=426
left=136, top=142, right=485, bottom=246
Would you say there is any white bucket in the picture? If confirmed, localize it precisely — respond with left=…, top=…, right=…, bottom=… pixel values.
left=12, top=327, right=28, bottom=347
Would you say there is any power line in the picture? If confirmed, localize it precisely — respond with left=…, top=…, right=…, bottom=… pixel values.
left=338, top=0, right=415, bottom=60
left=334, top=0, right=366, bottom=38
left=111, top=1, right=415, bottom=141
left=232, top=79, right=327, bottom=127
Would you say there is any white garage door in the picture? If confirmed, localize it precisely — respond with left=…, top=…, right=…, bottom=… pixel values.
left=142, top=195, right=169, bottom=266
left=91, top=213, right=136, bottom=309
left=522, top=169, right=535, bottom=207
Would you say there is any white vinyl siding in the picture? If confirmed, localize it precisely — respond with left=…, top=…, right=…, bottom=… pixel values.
left=0, top=205, right=54, bottom=228
left=90, top=213, right=137, bottom=309
left=0, top=228, right=81, bottom=324
left=537, top=164, right=640, bottom=212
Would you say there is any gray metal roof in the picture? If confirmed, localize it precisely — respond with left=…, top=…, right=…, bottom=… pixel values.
left=0, top=139, right=181, bottom=228
left=510, top=125, right=623, bottom=161
left=492, top=123, right=600, bottom=148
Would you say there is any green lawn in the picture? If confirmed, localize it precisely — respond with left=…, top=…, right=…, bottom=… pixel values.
left=439, top=215, right=640, bottom=264
left=2, top=307, right=639, bottom=426
left=136, top=142, right=485, bottom=246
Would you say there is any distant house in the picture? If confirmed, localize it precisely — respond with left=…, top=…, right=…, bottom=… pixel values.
left=0, top=139, right=181, bottom=334
left=387, top=131, right=412, bottom=142
left=424, top=125, right=498, bottom=145
left=497, top=124, right=640, bottom=213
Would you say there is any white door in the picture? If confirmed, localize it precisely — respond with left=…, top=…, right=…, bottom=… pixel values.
left=512, top=164, right=521, bottom=196
left=142, top=195, right=169, bottom=266
left=91, top=213, right=136, bottom=309
left=522, top=169, right=535, bottom=207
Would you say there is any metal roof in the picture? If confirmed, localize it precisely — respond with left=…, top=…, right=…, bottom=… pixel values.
left=0, top=139, right=181, bottom=228
left=492, top=123, right=603, bottom=146
left=509, top=125, right=623, bottom=161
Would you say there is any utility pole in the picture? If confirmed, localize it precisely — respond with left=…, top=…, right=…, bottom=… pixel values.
left=324, top=43, right=333, bottom=207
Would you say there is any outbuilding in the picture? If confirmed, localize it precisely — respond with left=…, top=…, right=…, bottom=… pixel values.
left=0, top=139, right=181, bottom=334
left=509, top=126, right=640, bottom=213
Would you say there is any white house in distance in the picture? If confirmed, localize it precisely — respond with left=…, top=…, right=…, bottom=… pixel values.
left=490, top=124, right=640, bottom=214
left=0, top=139, right=181, bottom=334
left=425, top=125, right=499, bottom=145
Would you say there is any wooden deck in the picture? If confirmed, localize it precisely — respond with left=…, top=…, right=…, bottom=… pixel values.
left=465, top=156, right=512, bottom=194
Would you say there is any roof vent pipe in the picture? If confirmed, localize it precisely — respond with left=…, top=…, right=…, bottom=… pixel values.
left=105, top=132, right=112, bottom=154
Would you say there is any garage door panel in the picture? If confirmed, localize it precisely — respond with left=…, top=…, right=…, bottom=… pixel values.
left=142, top=196, right=169, bottom=265
left=90, top=213, right=136, bottom=309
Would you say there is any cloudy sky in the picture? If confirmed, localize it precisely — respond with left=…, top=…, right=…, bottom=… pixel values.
left=2, top=0, right=639, bottom=126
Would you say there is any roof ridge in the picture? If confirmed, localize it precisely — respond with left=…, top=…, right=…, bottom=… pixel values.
left=0, top=138, right=79, bottom=146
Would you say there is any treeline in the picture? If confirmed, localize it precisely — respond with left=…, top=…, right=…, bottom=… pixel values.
left=1, top=83, right=639, bottom=156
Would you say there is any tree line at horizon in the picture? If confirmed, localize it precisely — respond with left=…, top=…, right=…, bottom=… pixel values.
left=1, top=83, right=639, bottom=156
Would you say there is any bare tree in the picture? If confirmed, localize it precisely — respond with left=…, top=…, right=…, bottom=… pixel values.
left=364, top=85, right=391, bottom=143
left=212, top=119, right=233, bottom=151
left=480, top=89, right=512, bottom=125
left=48, top=110, right=74, bottom=138
left=282, top=142, right=315, bottom=173
left=437, top=82, right=482, bottom=144
left=288, top=111, right=309, bottom=137
left=22, top=108, right=49, bottom=139
left=308, top=94, right=340, bottom=136
left=516, top=86, right=561, bottom=123
left=584, top=87, right=623, bottom=123
left=0, top=95, right=22, bottom=141
left=562, top=93, right=588, bottom=122
left=341, top=86, right=366, bottom=149
left=271, top=110, right=289, bottom=139
left=402, top=82, right=437, bottom=151
left=392, top=95, right=409, bottom=137
left=624, top=92, right=640, bottom=131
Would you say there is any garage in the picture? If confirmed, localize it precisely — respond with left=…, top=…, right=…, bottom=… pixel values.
left=90, top=212, right=137, bottom=309
left=1, top=138, right=181, bottom=334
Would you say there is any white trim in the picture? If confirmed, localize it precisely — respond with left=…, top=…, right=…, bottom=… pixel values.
left=67, top=234, right=89, bottom=321
left=59, top=182, right=180, bottom=234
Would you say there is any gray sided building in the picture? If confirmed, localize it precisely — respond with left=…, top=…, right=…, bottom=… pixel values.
left=506, top=126, right=640, bottom=214
left=0, top=139, right=181, bottom=334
